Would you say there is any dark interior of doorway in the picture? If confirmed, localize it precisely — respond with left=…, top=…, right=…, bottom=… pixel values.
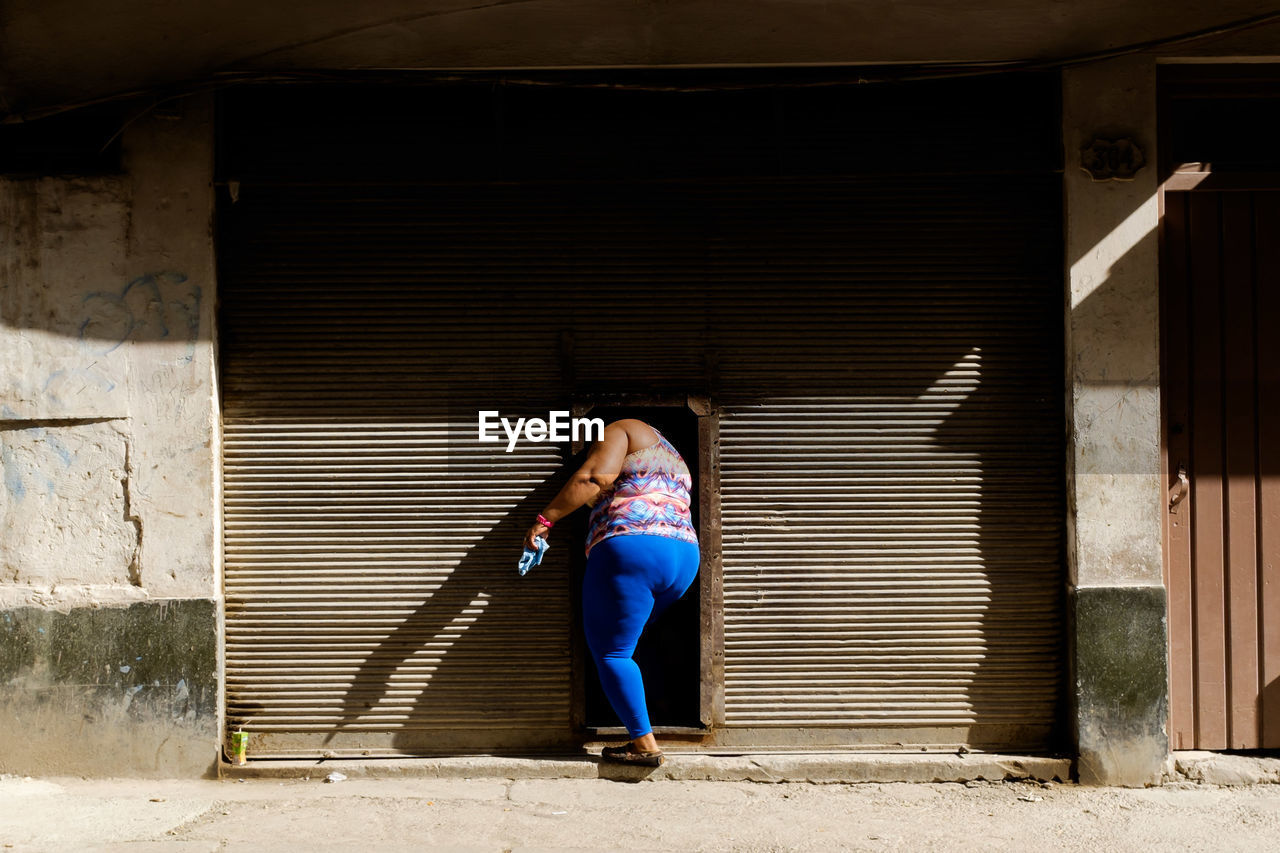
left=571, top=405, right=703, bottom=732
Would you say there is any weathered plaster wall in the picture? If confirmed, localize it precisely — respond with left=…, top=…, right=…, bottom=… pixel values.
left=1, top=420, right=139, bottom=586
left=1063, top=56, right=1168, bottom=786
left=0, top=96, right=217, bottom=604
left=0, top=95, right=220, bottom=775
left=1064, top=56, right=1162, bottom=590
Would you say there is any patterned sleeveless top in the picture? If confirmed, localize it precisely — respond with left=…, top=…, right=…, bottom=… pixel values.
left=585, top=429, right=699, bottom=555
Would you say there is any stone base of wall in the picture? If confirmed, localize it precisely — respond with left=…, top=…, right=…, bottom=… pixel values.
left=0, top=588, right=1176, bottom=781
left=1072, top=585, right=1169, bottom=786
left=0, top=598, right=219, bottom=777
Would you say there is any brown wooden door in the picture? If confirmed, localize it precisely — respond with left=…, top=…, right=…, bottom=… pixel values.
left=1163, top=190, right=1280, bottom=750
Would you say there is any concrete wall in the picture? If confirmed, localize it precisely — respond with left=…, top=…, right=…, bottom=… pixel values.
left=0, top=96, right=220, bottom=776
left=1063, top=56, right=1169, bottom=786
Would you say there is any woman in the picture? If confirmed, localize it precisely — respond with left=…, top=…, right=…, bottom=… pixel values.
left=524, top=418, right=699, bottom=766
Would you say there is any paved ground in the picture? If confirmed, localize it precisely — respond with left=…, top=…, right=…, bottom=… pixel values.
left=4, top=774, right=1280, bottom=852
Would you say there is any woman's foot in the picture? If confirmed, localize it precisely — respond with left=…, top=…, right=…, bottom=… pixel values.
left=600, top=740, right=664, bottom=767
left=632, top=732, right=660, bottom=753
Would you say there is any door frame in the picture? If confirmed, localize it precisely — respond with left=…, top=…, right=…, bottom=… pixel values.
left=569, top=394, right=725, bottom=741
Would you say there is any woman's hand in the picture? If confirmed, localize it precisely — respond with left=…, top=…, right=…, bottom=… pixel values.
left=518, top=421, right=631, bottom=554
left=524, top=521, right=550, bottom=552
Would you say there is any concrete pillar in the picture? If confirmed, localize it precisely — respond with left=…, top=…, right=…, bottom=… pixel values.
left=0, top=95, right=220, bottom=776
left=1063, top=56, right=1169, bottom=786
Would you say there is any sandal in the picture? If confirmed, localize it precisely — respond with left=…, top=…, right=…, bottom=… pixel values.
left=600, top=743, right=665, bottom=767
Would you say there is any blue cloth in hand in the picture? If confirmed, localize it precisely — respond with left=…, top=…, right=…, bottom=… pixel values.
left=517, top=536, right=549, bottom=576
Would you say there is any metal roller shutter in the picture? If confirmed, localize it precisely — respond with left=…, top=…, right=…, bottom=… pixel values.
left=219, top=79, right=1064, bottom=755
left=221, top=422, right=570, bottom=752
left=709, top=180, right=1064, bottom=749
left=220, top=182, right=718, bottom=754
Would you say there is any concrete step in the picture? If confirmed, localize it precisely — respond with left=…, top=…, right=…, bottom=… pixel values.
left=1171, top=751, right=1280, bottom=786
left=222, top=752, right=1071, bottom=784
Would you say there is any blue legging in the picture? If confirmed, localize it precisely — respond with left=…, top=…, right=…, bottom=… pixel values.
left=583, top=534, right=701, bottom=739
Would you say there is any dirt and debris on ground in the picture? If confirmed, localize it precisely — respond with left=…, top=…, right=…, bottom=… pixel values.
left=3, top=774, right=1280, bottom=851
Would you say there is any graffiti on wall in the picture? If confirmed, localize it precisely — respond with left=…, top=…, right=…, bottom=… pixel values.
left=79, top=272, right=201, bottom=361
left=0, top=426, right=70, bottom=501
left=40, top=272, right=199, bottom=407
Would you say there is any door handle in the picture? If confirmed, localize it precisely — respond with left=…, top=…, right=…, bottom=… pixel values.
left=1169, top=463, right=1189, bottom=513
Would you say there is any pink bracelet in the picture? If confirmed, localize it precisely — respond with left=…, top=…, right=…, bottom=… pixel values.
left=537, top=514, right=555, bottom=529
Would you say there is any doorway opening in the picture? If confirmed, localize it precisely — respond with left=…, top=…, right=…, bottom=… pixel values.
left=571, top=404, right=704, bottom=733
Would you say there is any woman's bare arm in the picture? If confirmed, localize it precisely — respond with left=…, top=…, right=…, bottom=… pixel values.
left=521, top=420, right=642, bottom=550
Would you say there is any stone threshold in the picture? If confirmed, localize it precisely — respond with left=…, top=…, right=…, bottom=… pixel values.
left=1168, top=751, right=1280, bottom=786
left=221, top=752, right=1071, bottom=784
